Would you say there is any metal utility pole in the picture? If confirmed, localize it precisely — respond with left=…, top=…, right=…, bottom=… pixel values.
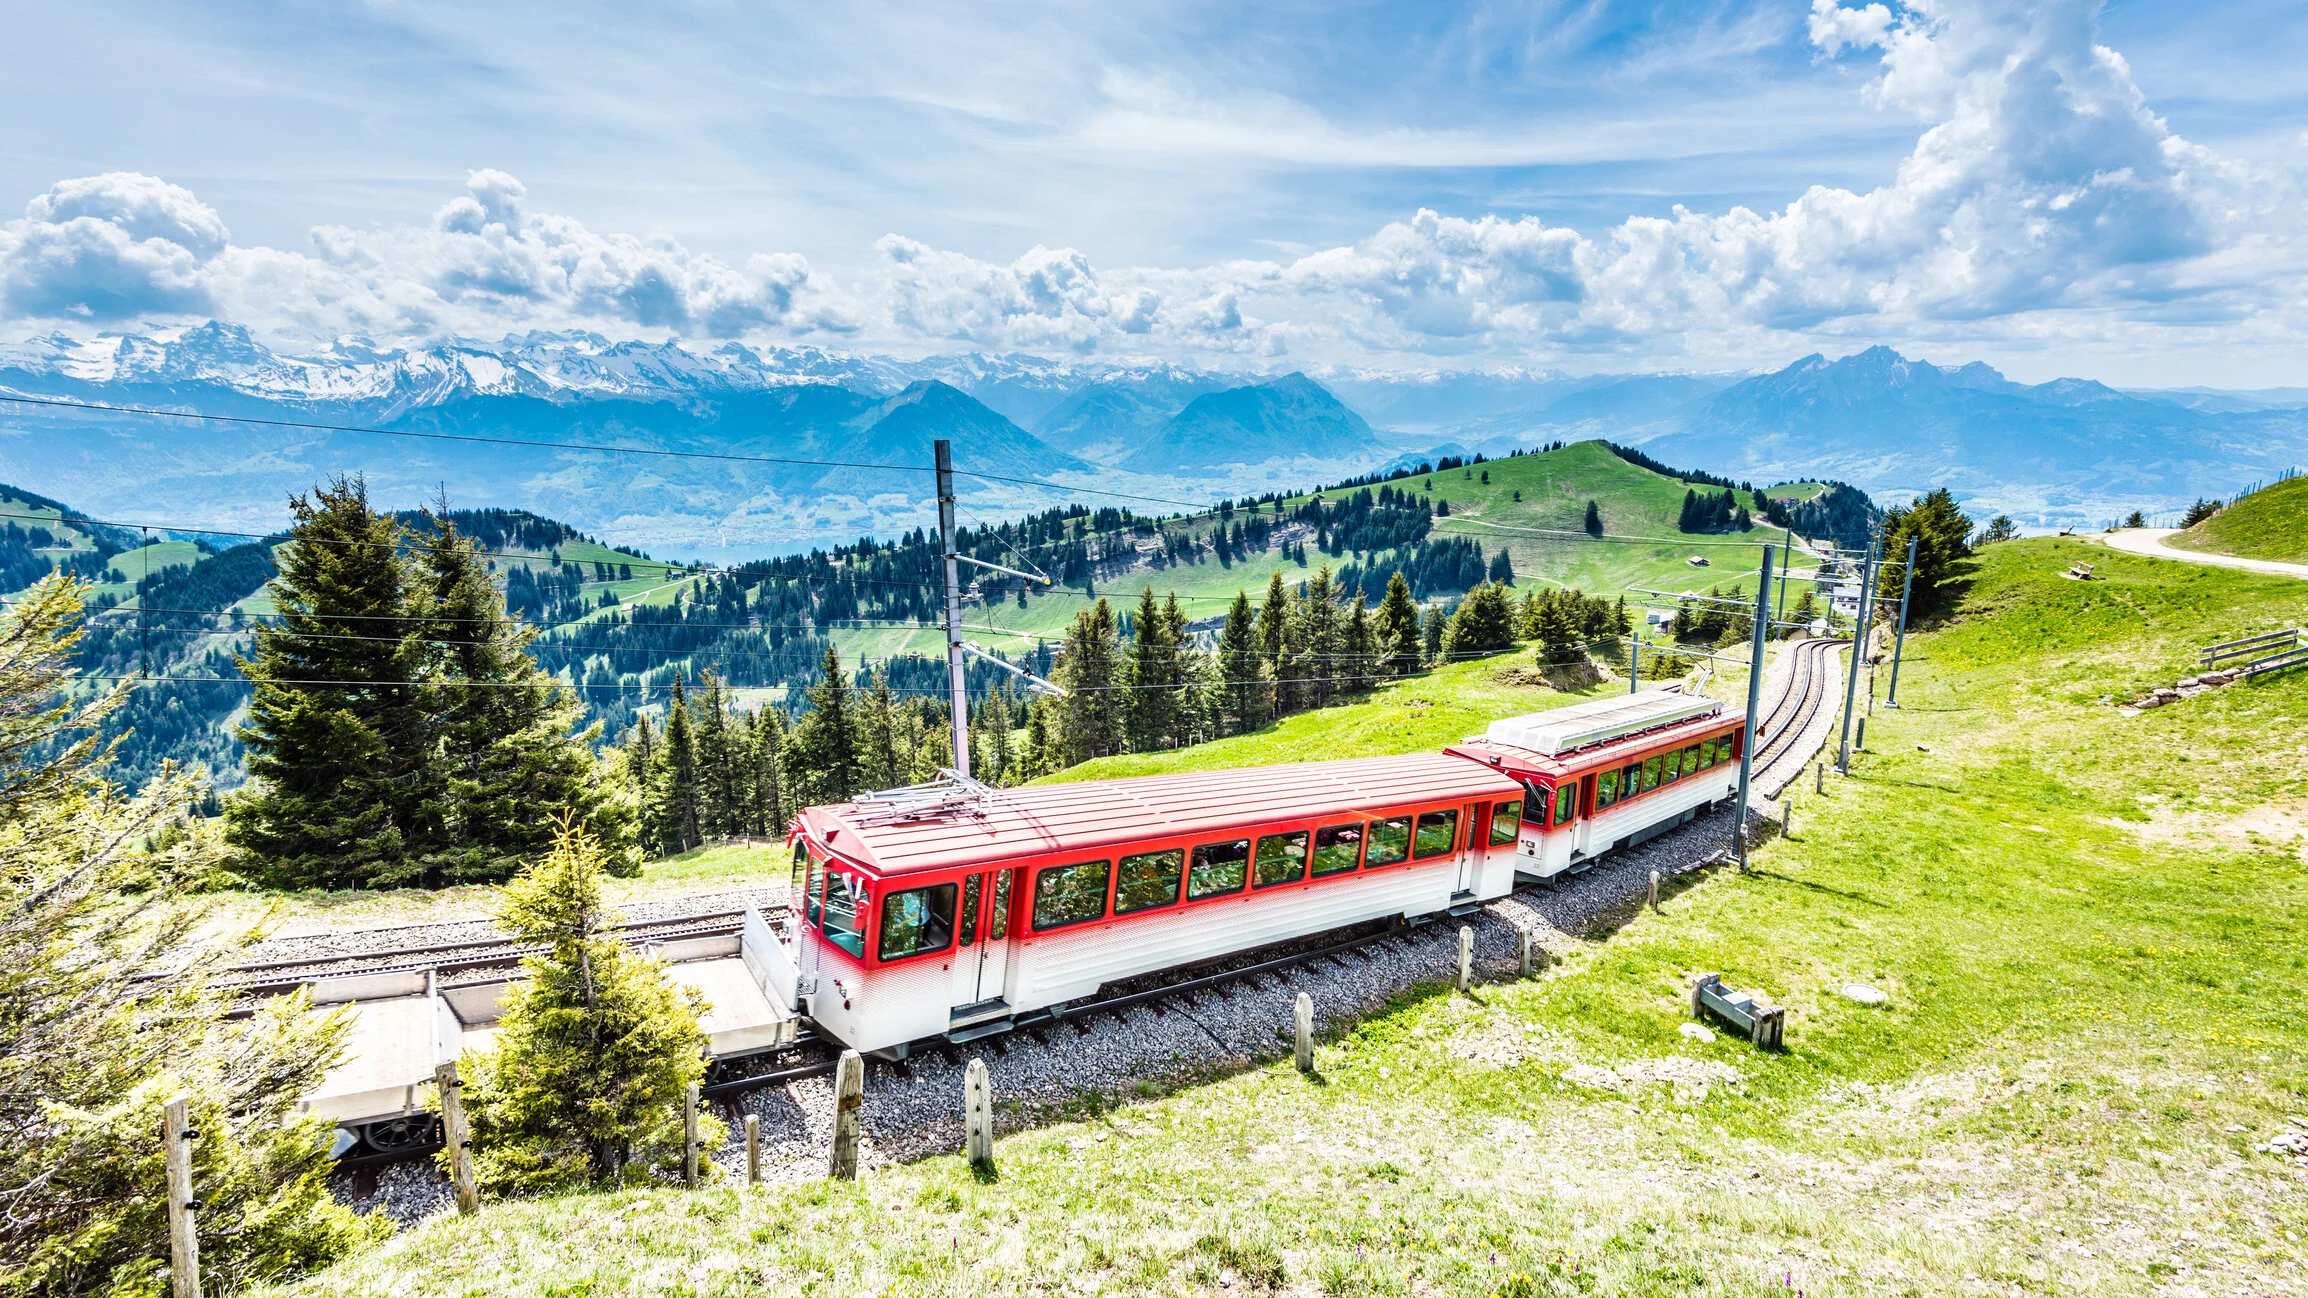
left=1835, top=537, right=1880, bottom=774
left=1885, top=533, right=1919, bottom=708
left=1774, top=527, right=1793, bottom=630
left=935, top=439, right=972, bottom=780
left=930, top=438, right=1060, bottom=786
left=1732, top=545, right=1772, bottom=871
left=1628, top=635, right=1640, bottom=694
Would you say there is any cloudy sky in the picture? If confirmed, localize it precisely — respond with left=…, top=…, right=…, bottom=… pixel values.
left=1, top=0, right=2303, bottom=385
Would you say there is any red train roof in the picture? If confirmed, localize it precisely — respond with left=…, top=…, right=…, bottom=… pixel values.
left=796, top=752, right=1525, bottom=878
left=1446, top=709, right=1744, bottom=780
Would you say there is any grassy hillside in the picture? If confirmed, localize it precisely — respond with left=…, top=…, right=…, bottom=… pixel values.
left=2168, top=474, right=2308, bottom=563
left=270, top=538, right=2308, bottom=1297
left=949, top=440, right=1824, bottom=652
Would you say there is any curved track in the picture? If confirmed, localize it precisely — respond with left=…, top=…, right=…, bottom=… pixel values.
left=1748, top=636, right=1846, bottom=796
left=221, top=911, right=747, bottom=992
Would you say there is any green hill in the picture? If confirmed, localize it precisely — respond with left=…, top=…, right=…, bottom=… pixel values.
left=262, top=538, right=2308, bottom=1298
left=2168, top=474, right=2308, bottom=563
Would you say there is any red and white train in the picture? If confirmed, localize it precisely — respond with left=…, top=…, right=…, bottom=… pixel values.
left=784, top=690, right=1745, bottom=1055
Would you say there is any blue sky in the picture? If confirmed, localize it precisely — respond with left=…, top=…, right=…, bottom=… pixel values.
left=1, top=0, right=2303, bottom=385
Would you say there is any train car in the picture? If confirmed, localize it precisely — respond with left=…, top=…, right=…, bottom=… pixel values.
left=1444, top=691, right=1746, bottom=882
left=784, top=752, right=1528, bottom=1056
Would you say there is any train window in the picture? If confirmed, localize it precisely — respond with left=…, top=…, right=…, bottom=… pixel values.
left=1115, top=849, right=1184, bottom=915
left=793, top=843, right=818, bottom=926
left=1489, top=801, right=1521, bottom=846
left=989, top=869, right=1013, bottom=941
left=1033, top=860, right=1110, bottom=930
left=1640, top=755, right=1665, bottom=793
left=1594, top=769, right=1620, bottom=809
left=1187, top=840, right=1252, bottom=900
left=958, top=874, right=981, bottom=947
left=821, top=872, right=865, bottom=957
left=1366, top=817, right=1412, bottom=866
left=804, top=848, right=826, bottom=927
left=1660, top=749, right=1682, bottom=785
left=1697, top=736, right=1718, bottom=770
left=1681, top=744, right=1702, bottom=778
left=1313, top=823, right=1366, bottom=875
left=1253, top=831, right=1309, bottom=889
left=1622, top=762, right=1643, bottom=800
left=1413, top=810, right=1459, bottom=859
left=878, top=883, right=958, bottom=962
left=1552, top=783, right=1578, bottom=826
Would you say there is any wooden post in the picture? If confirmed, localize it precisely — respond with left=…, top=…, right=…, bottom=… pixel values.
left=1782, top=800, right=1794, bottom=838
left=964, top=1058, right=994, bottom=1169
left=434, top=1062, right=478, bottom=1216
left=1856, top=717, right=1867, bottom=751
left=829, top=1049, right=864, bottom=1181
left=683, top=1082, right=700, bottom=1188
left=1648, top=869, right=1661, bottom=912
left=1293, top=993, right=1314, bottom=1073
left=1456, top=926, right=1473, bottom=992
left=161, top=1094, right=199, bottom=1298
left=1814, top=760, right=1825, bottom=795
left=1517, top=930, right=1536, bottom=977
left=1688, top=972, right=1719, bottom=1019
left=744, top=1113, right=761, bottom=1186
left=1755, top=1005, right=1786, bottom=1051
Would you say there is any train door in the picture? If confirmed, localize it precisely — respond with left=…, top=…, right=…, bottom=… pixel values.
left=972, top=868, right=1016, bottom=1004
left=1456, top=802, right=1480, bottom=893
left=1564, top=777, right=1596, bottom=860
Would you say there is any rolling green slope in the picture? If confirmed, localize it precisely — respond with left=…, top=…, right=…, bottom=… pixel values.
left=941, top=440, right=1827, bottom=653
left=264, top=539, right=2308, bottom=1298
left=2168, top=474, right=2308, bottom=563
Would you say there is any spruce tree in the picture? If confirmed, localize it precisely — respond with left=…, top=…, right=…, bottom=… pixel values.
left=409, top=508, right=633, bottom=884
left=748, top=707, right=789, bottom=833
left=653, top=672, right=703, bottom=854
left=1216, top=590, right=1269, bottom=734
left=1376, top=571, right=1421, bottom=674
left=1443, top=581, right=1516, bottom=657
left=1584, top=499, right=1603, bottom=537
left=460, top=819, right=718, bottom=1193
left=227, top=475, right=429, bottom=888
left=1124, top=586, right=1175, bottom=752
left=1421, top=605, right=1447, bottom=664
left=786, top=646, right=860, bottom=807
left=693, top=672, right=738, bottom=838
left=1051, top=598, right=1123, bottom=765
left=852, top=668, right=902, bottom=792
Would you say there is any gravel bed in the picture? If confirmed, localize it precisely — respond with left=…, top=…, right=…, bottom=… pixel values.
left=241, top=885, right=790, bottom=970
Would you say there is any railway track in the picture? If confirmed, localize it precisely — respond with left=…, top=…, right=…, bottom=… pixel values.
left=221, top=910, right=749, bottom=994
left=1748, top=636, right=1846, bottom=793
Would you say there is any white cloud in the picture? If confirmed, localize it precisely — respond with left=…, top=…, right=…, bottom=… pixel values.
left=0, top=0, right=2300, bottom=373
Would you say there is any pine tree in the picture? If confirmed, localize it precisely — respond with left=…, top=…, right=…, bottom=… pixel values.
left=409, top=508, right=633, bottom=884
left=1125, top=585, right=1176, bottom=752
left=1051, top=598, right=1123, bottom=765
left=460, top=819, right=719, bottom=1193
left=786, top=646, right=860, bottom=807
left=1442, top=581, right=1516, bottom=657
left=1421, top=604, right=1447, bottom=664
left=1878, top=487, right=1976, bottom=618
left=1344, top=592, right=1375, bottom=690
left=748, top=707, right=789, bottom=833
left=1299, top=566, right=1340, bottom=705
left=1678, top=489, right=1698, bottom=531
left=1376, top=571, right=1421, bottom=674
left=227, top=475, right=430, bottom=889
left=652, top=672, right=703, bottom=854
left=1584, top=499, right=1603, bottom=536
left=1217, top=590, right=1270, bottom=734
left=1531, top=594, right=1582, bottom=666
left=0, top=575, right=389, bottom=1293
left=854, top=668, right=901, bottom=792
left=692, top=672, right=738, bottom=838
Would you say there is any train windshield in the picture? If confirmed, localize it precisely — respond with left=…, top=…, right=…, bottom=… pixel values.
left=821, top=871, right=865, bottom=957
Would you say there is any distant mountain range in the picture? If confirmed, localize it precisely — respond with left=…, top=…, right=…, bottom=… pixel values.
left=2, top=325, right=2302, bottom=547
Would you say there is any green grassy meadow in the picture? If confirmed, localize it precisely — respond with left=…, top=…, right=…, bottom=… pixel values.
left=936, top=441, right=1820, bottom=658
left=2169, top=474, right=2308, bottom=564
left=267, top=538, right=2308, bottom=1296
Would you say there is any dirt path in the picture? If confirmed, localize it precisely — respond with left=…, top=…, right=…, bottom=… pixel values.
left=2095, top=527, right=2308, bottom=579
